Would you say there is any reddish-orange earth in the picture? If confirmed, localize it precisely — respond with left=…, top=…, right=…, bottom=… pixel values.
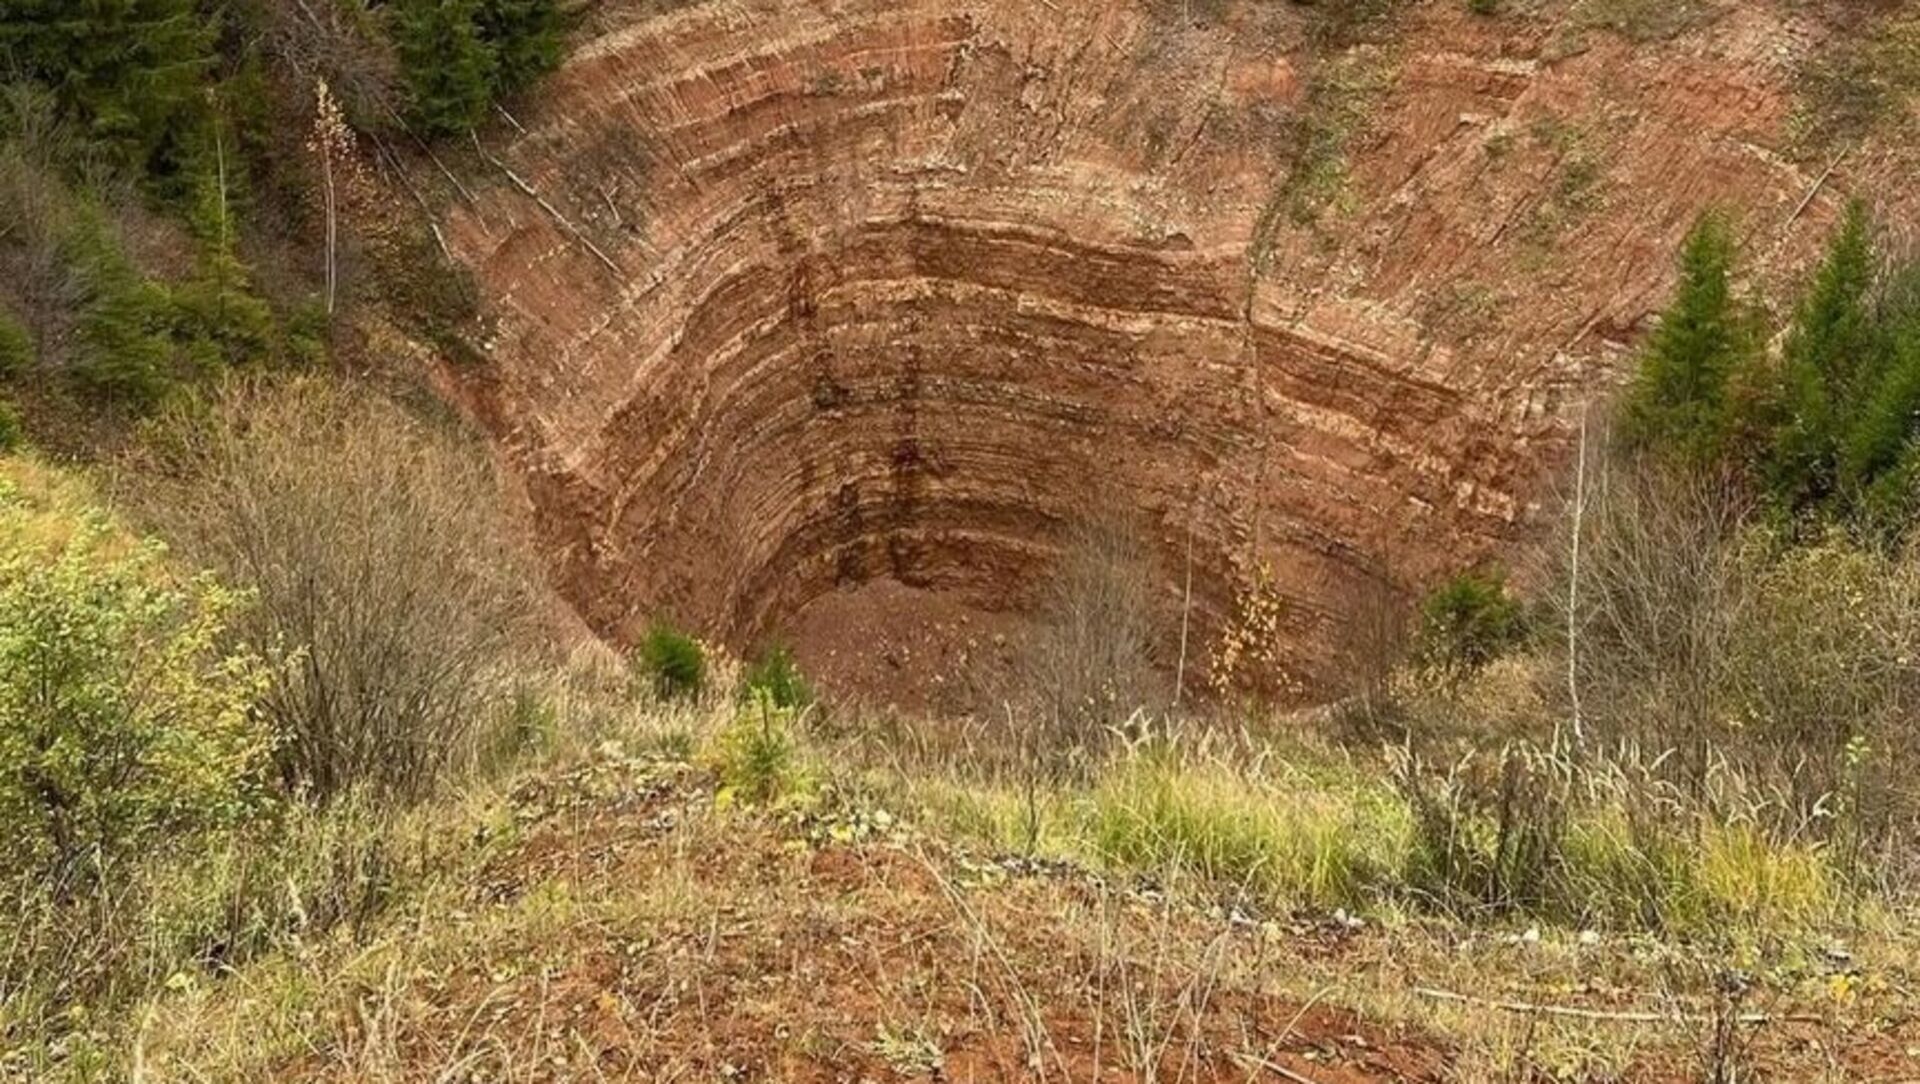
left=428, top=0, right=1917, bottom=701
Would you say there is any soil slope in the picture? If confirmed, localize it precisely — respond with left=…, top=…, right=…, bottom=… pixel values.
left=434, top=0, right=1916, bottom=695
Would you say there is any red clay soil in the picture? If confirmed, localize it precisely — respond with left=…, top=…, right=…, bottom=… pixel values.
left=783, top=577, right=1028, bottom=716
left=422, top=0, right=1919, bottom=701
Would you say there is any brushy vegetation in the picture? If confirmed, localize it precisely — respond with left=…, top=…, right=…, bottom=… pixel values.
left=135, top=379, right=540, bottom=801
left=2, top=6, right=1917, bottom=1076
left=1012, top=515, right=1164, bottom=763
left=0, top=394, right=566, bottom=1076
left=0, top=464, right=272, bottom=893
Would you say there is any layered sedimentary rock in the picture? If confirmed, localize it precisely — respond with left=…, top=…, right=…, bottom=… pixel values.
left=433, top=0, right=1912, bottom=697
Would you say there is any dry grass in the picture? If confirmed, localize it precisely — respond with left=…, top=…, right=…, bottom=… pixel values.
left=97, top=723, right=1914, bottom=1084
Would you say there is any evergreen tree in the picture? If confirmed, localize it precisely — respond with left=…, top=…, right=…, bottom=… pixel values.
left=478, top=0, right=565, bottom=96
left=1840, top=265, right=1920, bottom=527
left=1771, top=200, right=1880, bottom=512
left=1621, top=211, right=1755, bottom=466
left=0, top=0, right=213, bottom=179
left=173, top=125, right=274, bottom=370
left=61, top=203, right=177, bottom=408
left=393, top=0, right=498, bottom=137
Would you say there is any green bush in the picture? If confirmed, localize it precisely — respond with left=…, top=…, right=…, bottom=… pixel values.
left=636, top=622, right=705, bottom=701
left=742, top=644, right=814, bottom=710
left=0, top=474, right=273, bottom=890
left=1415, top=568, right=1526, bottom=681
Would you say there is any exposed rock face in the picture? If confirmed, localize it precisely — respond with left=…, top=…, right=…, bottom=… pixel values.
left=438, top=0, right=1912, bottom=698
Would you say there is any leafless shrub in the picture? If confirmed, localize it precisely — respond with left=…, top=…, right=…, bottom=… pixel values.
left=250, top=0, right=402, bottom=133
left=1539, top=453, right=1753, bottom=776
left=136, top=377, right=541, bottom=801
left=1328, top=572, right=1413, bottom=738
left=1013, top=514, right=1166, bottom=767
left=1530, top=444, right=1920, bottom=886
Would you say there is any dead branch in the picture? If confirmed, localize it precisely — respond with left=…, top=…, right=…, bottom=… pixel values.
left=470, top=132, right=624, bottom=277
left=1230, top=1051, right=1328, bottom=1084
left=1785, top=146, right=1853, bottom=234
left=1410, top=985, right=1812, bottom=1027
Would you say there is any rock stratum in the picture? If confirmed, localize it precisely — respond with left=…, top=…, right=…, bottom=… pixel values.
left=434, top=0, right=1915, bottom=699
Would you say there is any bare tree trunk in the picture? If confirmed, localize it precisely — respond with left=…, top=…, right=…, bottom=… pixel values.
left=322, top=140, right=337, bottom=315
left=1174, top=494, right=1196, bottom=710
left=1564, top=406, right=1589, bottom=755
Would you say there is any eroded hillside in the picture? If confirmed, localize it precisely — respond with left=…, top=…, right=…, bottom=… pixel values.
left=431, top=0, right=1918, bottom=697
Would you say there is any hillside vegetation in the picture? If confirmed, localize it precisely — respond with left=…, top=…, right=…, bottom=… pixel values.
left=0, top=0, right=564, bottom=436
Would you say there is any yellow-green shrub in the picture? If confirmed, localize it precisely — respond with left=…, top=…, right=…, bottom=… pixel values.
left=0, top=468, right=272, bottom=889
left=709, top=693, right=812, bottom=809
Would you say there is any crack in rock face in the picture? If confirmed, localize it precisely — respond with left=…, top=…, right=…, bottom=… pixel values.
left=438, top=0, right=1910, bottom=702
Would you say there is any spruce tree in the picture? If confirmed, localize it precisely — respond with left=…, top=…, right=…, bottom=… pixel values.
left=173, top=131, right=274, bottom=371
left=478, top=0, right=566, bottom=96
left=1841, top=264, right=1920, bottom=525
left=393, top=0, right=498, bottom=137
left=1621, top=211, right=1754, bottom=466
left=61, top=203, right=177, bottom=408
left=0, top=0, right=212, bottom=178
left=1771, top=200, right=1880, bottom=512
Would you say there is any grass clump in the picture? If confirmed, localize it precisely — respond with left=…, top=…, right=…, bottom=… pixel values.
left=0, top=400, right=22, bottom=452
left=637, top=622, right=706, bottom=701
left=0, top=308, right=32, bottom=379
left=1088, top=745, right=1412, bottom=912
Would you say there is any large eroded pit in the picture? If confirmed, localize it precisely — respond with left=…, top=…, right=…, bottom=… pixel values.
left=432, top=0, right=1902, bottom=701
